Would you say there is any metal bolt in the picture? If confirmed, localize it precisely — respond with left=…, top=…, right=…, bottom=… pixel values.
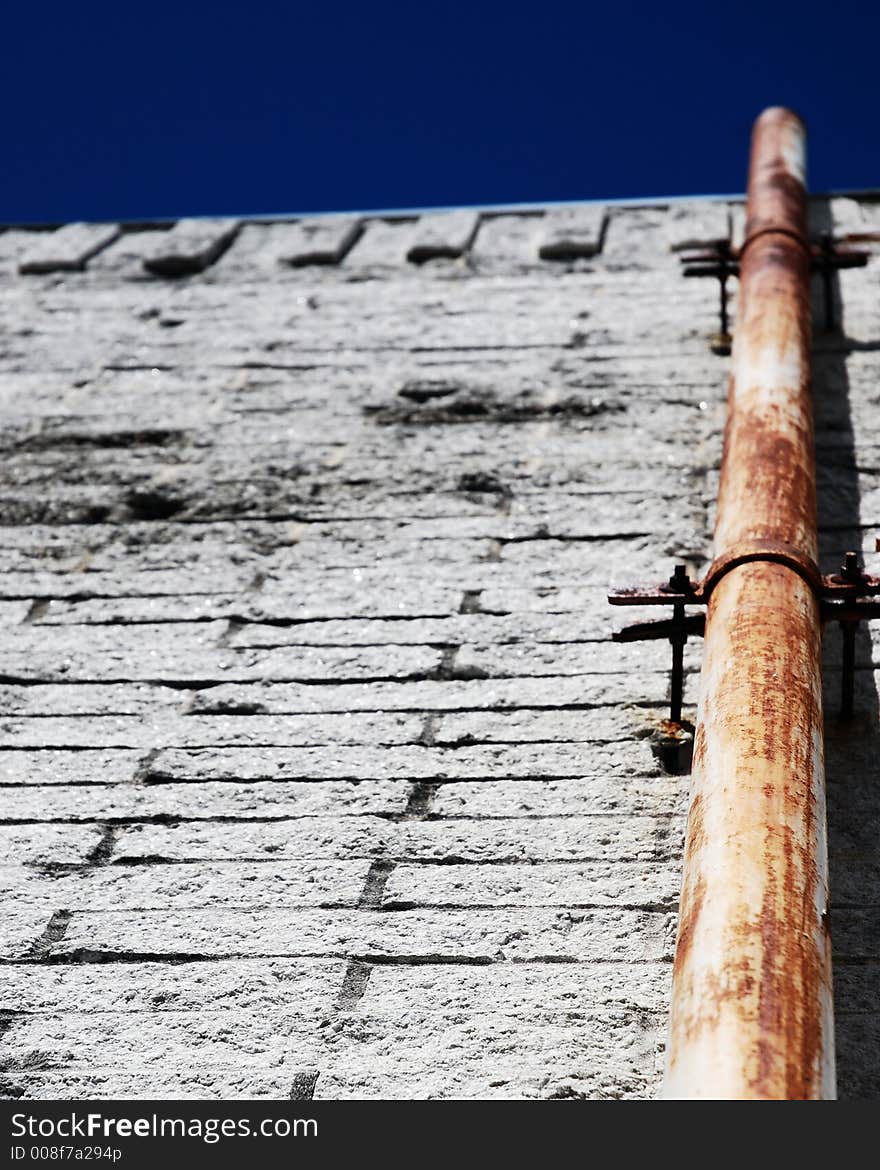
left=668, top=564, right=691, bottom=592
left=840, top=551, right=863, bottom=584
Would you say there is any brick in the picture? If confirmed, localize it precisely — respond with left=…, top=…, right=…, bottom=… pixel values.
left=360, top=961, right=671, bottom=1014
left=538, top=205, right=606, bottom=259
left=108, top=813, right=681, bottom=864
left=0, top=1010, right=321, bottom=1072
left=143, top=218, right=240, bottom=276
left=111, top=817, right=394, bottom=862
left=0, top=958, right=344, bottom=1014
left=51, top=906, right=676, bottom=962
left=0, top=909, right=55, bottom=960
left=144, top=740, right=661, bottom=782
left=0, top=626, right=441, bottom=682
left=316, top=1012, right=661, bottom=1099
left=383, top=861, right=680, bottom=909
left=808, top=196, right=880, bottom=242
left=454, top=638, right=700, bottom=677
left=602, top=207, right=671, bottom=261
left=18, top=223, right=121, bottom=274
left=219, top=219, right=368, bottom=274
left=190, top=673, right=674, bottom=715
left=0, top=861, right=369, bottom=913
left=32, top=596, right=244, bottom=626
left=0, top=684, right=182, bottom=718
left=0, top=230, right=54, bottom=275
left=1, top=779, right=409, bottom=822
left=0, top=566, right=256, bottom=599
left=393, top=816, right=683, bottom=864
left=406, top=211, right=479, bottom=263
left=87, top=227, right=178, bottom=276
left=225, top=605, right=636, bottom=648
left=0, top=824, right=103, bottom=867
left=432, top=706, right=653, bottom=746
left=277, top=217, right=364, bottom=266
left=430, top=775, right=686, bottom=817
left=470, top=214, right=543, bottom=270
left=0, top=749, right=141, bottom=785
left=0, top=711, right=422, bottom=749
left=664, top=201, right=730, bottom=251
left=0, top=600, right=31, bottom=625
left=345, top=218, right=419, bottom=267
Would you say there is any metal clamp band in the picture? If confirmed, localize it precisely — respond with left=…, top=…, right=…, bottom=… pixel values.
left=699, top=539, right=823, bottom=601
left=738, top=225, right=812, bottom=260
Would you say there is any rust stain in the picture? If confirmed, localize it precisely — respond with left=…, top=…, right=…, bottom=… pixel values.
left=672, top=792, right=707, bottom=977
left=672, top=875, right=705, bottom=983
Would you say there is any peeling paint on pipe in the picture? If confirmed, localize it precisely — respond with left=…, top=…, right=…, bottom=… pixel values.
left=663, top=108, right=835, bottom=1100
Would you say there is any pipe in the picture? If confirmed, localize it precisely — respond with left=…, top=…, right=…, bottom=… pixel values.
left=663, top=108, right=835, bottom=1099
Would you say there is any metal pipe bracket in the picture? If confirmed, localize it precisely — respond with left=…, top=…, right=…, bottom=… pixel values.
left=610, top=548, right=880, bottom=721
left=680, top=235, right=869, bottom=346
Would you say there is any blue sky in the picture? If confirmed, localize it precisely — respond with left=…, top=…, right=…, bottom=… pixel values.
left=4, top=1, right=878, bottom=223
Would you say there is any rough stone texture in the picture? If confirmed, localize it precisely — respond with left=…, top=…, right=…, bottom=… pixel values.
left=0, top=862, right=370, bottom=911
left=538, top=205, right=606, bottom=259
left=405, top=210, right=480, bottom=263
left=142, top=218, right=240, bottom=276
left=469, top=213, right=544, bottom=272
left=0, top=193, right=879, bottom=1101
left=664, top=201, right=731, bottom=251
left=40, top=907, right=677, bottom=963
left=275, top=217, right=364, bottom=267
left=344, top=218, right=420, bottom=269
left=18, top=223, right=121, bottom=274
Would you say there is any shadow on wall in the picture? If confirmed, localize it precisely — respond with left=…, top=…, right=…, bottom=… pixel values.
left=812, top=197, right=880, bottom=1100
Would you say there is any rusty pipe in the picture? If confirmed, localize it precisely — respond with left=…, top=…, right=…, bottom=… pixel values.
left=663, top=108, right=834, bottom=1099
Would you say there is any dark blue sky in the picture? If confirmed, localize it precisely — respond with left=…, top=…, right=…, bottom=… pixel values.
left=5, top=1, right=878, bottom=223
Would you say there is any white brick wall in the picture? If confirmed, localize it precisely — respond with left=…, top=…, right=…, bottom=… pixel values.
left=0, top=198, right=878, bottom=1097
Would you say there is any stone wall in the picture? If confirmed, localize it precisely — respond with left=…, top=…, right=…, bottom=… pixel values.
left=0, top=195, right=879, bottom=1098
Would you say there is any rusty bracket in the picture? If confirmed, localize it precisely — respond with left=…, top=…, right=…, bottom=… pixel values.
left=680, top=242, right=739, bottom=354
left=610, top=551, right=880, bottom=721
left=811, top=233, right=869, bottom=332
left=609, top=563, right=704, bottom=724
left=680, top=235, right=869, bottom=349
